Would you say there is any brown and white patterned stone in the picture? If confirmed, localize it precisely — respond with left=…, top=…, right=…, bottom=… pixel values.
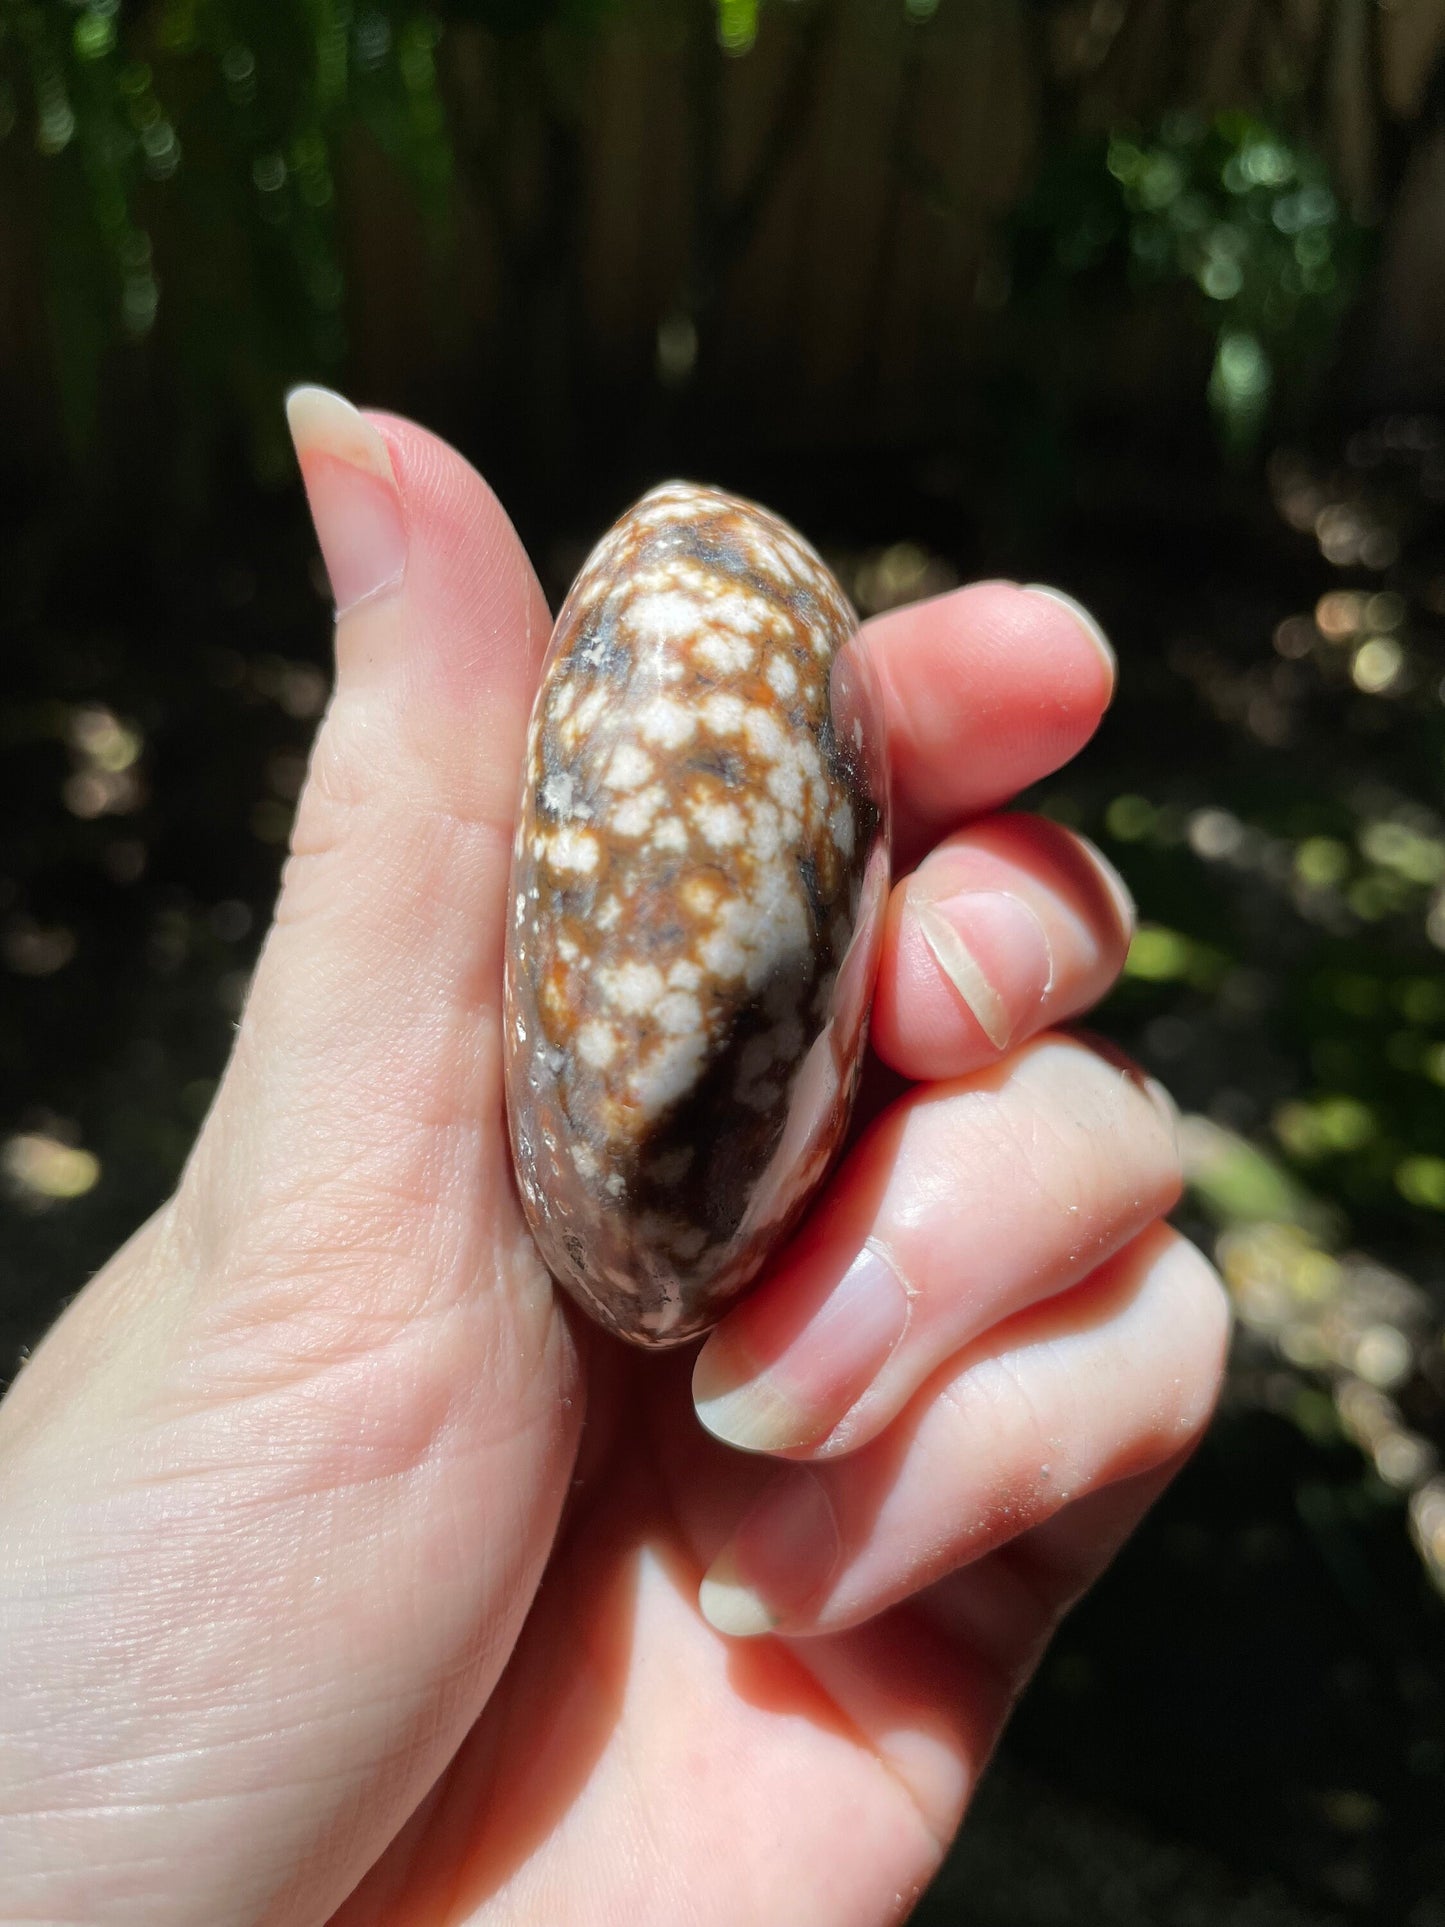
left=503, top=483, right=890, bottom=1347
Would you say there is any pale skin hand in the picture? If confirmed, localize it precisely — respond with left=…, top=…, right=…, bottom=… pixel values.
left=0, top=396, right=1230, bottom=1927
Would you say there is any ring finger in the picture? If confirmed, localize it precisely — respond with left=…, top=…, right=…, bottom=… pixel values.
left=692, top=1033, right=1181, bottom=1459
left=698, top=1223, right=1229, bottom=1638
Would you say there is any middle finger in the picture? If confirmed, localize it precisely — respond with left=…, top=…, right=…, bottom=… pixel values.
left=870, top=812, right=1135, bottom=1082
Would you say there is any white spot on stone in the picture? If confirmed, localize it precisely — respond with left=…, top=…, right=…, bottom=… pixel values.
left=630, top=559, right=706, bottom=595
left=766, top=754, right=805, bottom=816
left=747, top=800, right=785, bottom=862
left=546, top=827, right=599, bottom=875
left=600, top=959, right=666, bottom=1013
left=830, top=796, right=855, bottom=858
left=541, top=771, right=576, bottom=817
left=742, top=530, right=799, bottom=585
left=694, top=629, right=755, bottom=676
left=564, top=686, right=609, bottom=746
left=577, top=1020, right=619, bottom=1068
left=655, top=989, right=703, bottom=1036
left=612, top=784, right=665, bottom=839
left=765, top=654, right=798, bottom=699
left=701, top=690, right=745, bottom=735
left=744, top=704, right=787, bottom=762
left=570, top=1142, right=601, bottom=1181
left=681, top=876, right=722, bottom=918
left=646, top=1146, right=695, bottom=1185
left=667, top=959, right=703, bottom=990
left=733, top=1015, right=805, bottom=1113
left=628, top=589, right=705, bottom=647
left=628, top=1030, right=707, bottom=1120
left=632, top=496, right=710, bottom=529
left=699, top=870, right=809, bottom=990
left=650, top=816, right=689, bottom=854
left=637, top=695, right=697, bottom=750
left=738, top=1078, right=781, bottom=1113
left=596, top=896, right=622, bottom=931
left=711, top=587, right=774, bottom=635
left=691, top=797, right=746, bottom=848
left=603, top=743, right=654, bottom=791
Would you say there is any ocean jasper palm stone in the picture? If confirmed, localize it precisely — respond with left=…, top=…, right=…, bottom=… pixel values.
left=503, top=483, right=890, bottom=1347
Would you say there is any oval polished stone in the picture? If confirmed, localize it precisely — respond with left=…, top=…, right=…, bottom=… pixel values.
left=503, top=483, right=890, bottom=1347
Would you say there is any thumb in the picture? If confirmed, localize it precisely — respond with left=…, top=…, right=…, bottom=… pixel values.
left=185, top=390, right=555, bottom=1358
left=0, top=398, right=583, bottom=1926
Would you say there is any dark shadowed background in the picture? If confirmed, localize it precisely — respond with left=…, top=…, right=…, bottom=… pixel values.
left=3, top=2, right=1445, bottom=1920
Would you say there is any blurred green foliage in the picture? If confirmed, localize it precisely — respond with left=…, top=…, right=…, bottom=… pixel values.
left=1013, top=110, right=1366, bottom=446
left=1, top=0, right=455, bottom=464
left=3, top=3, right=1373, bottom=465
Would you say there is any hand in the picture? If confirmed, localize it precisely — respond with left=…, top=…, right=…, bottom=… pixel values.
left=0, top=394, right=1229, bottom=1926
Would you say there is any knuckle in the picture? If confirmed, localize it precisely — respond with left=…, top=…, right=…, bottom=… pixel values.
left=1066, top=1034, right=1182, bottom=1164
left=286, top=694, right=374, bottom=858
left=965, top=814, right=1137, bottom=956
left=1008, top=1034, right=1182, bottom=1203
left=1177, top=1242, right=1233, bottom=1364
left=1152, top=1233, right=1232, bottom=1435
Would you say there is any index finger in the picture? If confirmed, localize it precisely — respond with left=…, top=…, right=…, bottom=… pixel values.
left=860, top=581, right=1116, bottom=857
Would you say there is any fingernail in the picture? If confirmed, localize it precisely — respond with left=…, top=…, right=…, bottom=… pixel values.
left=286, top=385, right=406, bottom=618
left=1076, top=837, right=1136, bottom=939
left=1023, top=584, right=1116, bottom=691
left=913, top=888, right=1054, bottom=1050
left=693, top=1244, right=910, bottom=1454
left=699, top=1470, right=839, bottom=1638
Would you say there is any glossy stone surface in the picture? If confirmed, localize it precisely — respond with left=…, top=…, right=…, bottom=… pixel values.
left=503, top=483, right=890, bottom=1347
